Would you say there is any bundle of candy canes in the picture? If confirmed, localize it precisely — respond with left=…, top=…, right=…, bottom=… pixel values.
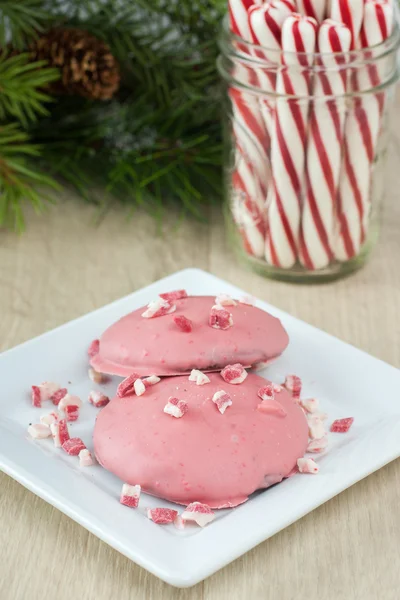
left=228, top=0, right=395, bottom=269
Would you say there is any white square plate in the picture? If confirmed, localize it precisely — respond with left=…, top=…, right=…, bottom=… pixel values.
left=1, top=268, right=400, bottom=587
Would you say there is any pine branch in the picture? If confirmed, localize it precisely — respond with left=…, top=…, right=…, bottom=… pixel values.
left=0, top=53, right=59, bottom=127
left=0, top=123, right=60, bottom=231
left=0, top=0, right=52, bottom=49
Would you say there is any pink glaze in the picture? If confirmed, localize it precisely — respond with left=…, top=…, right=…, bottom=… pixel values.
left=91, top=296, right=289, bottom=377
left=93, top=372, right=308, bottom=508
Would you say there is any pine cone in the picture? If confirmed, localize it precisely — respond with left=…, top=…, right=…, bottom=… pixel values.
left=30, top=28, right=120, bottom=100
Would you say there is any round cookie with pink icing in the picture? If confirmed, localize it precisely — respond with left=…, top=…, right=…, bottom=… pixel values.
left=90, top=292, right=289, bottom=377
left=93, top=371, right=308, bottom=509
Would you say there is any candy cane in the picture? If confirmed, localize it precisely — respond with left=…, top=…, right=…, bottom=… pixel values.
left=296, top=0, right=327, bottom=23
left=329, top=0, right=364, bottom=49
left=334, top=0, right=393, bottom=260
left=265, top=14, right=317, bottom=268
left=299, top=19, right=351, bottom=269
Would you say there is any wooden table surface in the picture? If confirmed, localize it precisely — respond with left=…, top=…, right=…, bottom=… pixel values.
left=1, top=120, right=400, bottom=599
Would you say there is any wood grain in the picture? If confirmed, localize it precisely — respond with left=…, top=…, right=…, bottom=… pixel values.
left=1, top=107, right=400, bottom=599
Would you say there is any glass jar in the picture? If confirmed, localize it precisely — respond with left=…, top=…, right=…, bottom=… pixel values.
left=218, top=16, right=400, bottom=282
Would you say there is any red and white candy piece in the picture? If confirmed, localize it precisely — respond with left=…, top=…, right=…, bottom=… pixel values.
left=31, top=382, right=62, bottom=408
left=88, top=390, right=110, bottom=408
left=258, top=384, right=275, bottom=402
left=142, top=297, right=176, bottom=319
left=163, top=397, right=188, bottom=418
left=40, top=412, right=58, bottom=426
left=188, top=369, right=210, bottom=386
left=51, top=388, right=68, bottom=406
left=64, top=405, right=79, bottom=422
left=27, top=423, right=51, bottom=439
left=300, top=398, right=319, bottom=413
left=307, top=436, right=328, bottom=453
left=134, top=378, right=146, bottom=396
left=62, top=437, right=86, bottom=456
left=330, top=417, right=354, bottom=433
left=143, top=375, right=161, bottom=387
left=238, top=295, right=256, bottom=306
left=174, top=515, right=185, bottom=530
left=273, top=384, right=283, bottom=393
left=181, top=502, right=215, bottom=527
left=212, top=390, right=233, bottom=415
left=88, top=367, right=108, bottom=384
left=308, top=415, right=325, bottom=440
left=120, top=483, right=141, bottom=508
left=215, top=294, right=237, bottom=307
left=50, top=418, right=70, bottom=448
left=221, top=363, right=248, bottom=385
left=58, top=394, right=82, bottom=421
left=284, top=375, right=302, bottom=400
left=88, top=339, right=100, bottom=358
left=79, top=448, right=95, bottom=467
left=257, top=400, right=287, bottom=418
left=147, top=508, right=178, bottom=524
left=297, top=457, right=319, bottom=474
left=209, top=305, right=233, bottom=330
left=117, top=373, right=140, bottom=397
left=159, top=289, right=188, bottom=302
left=173, top=315, right=193, bottom=333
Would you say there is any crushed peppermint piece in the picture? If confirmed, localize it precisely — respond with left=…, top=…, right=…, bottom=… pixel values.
left=88, top=390, right=110, bottom=408
left=147, top=508, right=178, bottom=524
left=28, top=423, right=51, bottom=439
left=308, top=415, right=325, bottom=440
left=134, top=378, right=146, bottom=396
left=51, top=419, right=70, bottom=448
left=307, top=436, right=328, bottom=453
left=142, top=297, right=176, bottom=318
left=88, top=368, right=108, bottom=384
left=58, top=394, right=82, bottom=411
left=188, top=369, right=210, bottom=386
left=330, top=417, right=354, bottom=433
left=120, top=484, right=141, bottom=508
left=117, top=373, right=140, bottom=397
left=238, top=295, right=256, bottom=306
left=258, top=384, right=275, bottom=402
left=182, top=502, right=215, bottom=527
left=31, top=382, right=61, bottom=407
left=173, top=314, right=193, bottom=333
left=257, top=400, right=287, bottom=418
left=62, top=437, right=86, bottom=456
left=164, top=397, right=188, bottom=418
left=143, top=375, right=161, bottom=387
left=88, top=339, right=100, bottom=358
left=297, top=458, right=319, bottom=474
left=313, top=411, right=328, bottom=421
left=79, top=449, right=94, bottom=467
left=212, top=390, right=232, bottom=414
left=51, top=388, right=68, bottom=406
left=159, top=290, right=188, bottom=302
left=273, top=384, right=283, bottom=393
left=300, top=398, right=319, bottom=413
left=220, top=363, right=248, bottom=385
left=174, top=515, right=185, bottom=530
left=284, top=375, right=302, bottom=401
left=215, top=294, right=237, bottom=306
left=40, top=412, right=58, bottom=426
left=64, top=405, right=80, bottom=422
left=209, top=305, right=233, bottom=330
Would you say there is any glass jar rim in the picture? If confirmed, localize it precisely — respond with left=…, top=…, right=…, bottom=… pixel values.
left=219, top=13, right=400, bottom=64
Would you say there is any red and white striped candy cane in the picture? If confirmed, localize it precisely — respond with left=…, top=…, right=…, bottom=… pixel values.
left=229, top=0, right=261, bottom=40
left=296, top=0, right=327, bottom=23
left=334, top=0, right=393, bottom=261
left=299, top=19, right=351, bottom=269
left=329, top=0, right=364, bottom=49
left=265, top=14, right=317, bottom=268
left=248, top=1, right=296, bottom=134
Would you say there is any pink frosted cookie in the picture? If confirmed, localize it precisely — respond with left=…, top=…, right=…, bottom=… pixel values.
left=93, top=372, right=308, bottom=509
left=91, top=295, right=289, bottom=377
